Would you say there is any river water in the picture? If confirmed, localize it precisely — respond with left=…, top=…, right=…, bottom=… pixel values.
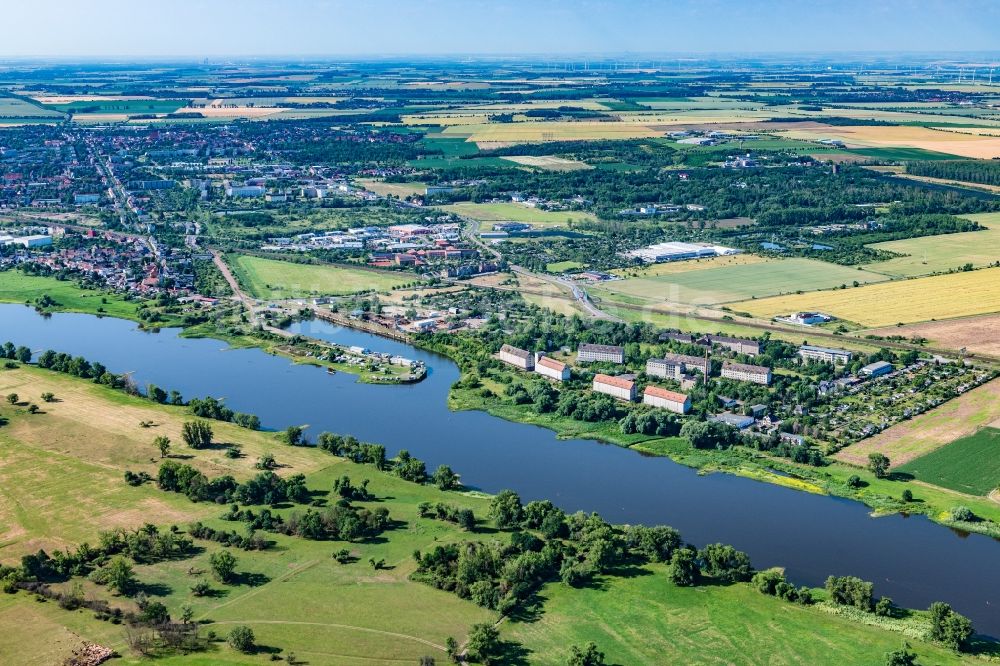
left=2, top=305, right=998, bottom=636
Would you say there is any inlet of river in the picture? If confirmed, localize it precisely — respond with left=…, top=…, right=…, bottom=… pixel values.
left=2, top=305, right=998, bottom=636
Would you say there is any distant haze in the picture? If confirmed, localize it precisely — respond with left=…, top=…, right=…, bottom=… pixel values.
left=2, top=0, right=999, bottom=57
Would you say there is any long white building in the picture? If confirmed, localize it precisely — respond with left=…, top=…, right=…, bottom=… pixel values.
left=721, top=362, right=772, bottom=385
left=593, top=374, right=636, bottom=401
left=642, top=386, right=691, bottom=414
left=499, top=344, right=534, bottom=370
left=535, top=355, right=570, bottom=382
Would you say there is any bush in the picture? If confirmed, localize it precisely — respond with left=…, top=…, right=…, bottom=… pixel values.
left=950, top=506, right=976, bottom=522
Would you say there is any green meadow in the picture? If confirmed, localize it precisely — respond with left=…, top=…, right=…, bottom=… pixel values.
left=228, top=255, right=412, bottom=299
left=898, top=427, right=1000, bottom=496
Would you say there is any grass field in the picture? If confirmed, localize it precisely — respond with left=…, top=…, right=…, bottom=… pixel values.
left=545, top=260, right=586, bottom=273
left=834, top=379, right=1000, bottom=468
left=592, top=257, right=889, bottom=306
left=897, top=427, right=1000, bottom=496
left=731, top=267, right=1000, bottom=327
left=0, top=269, right=140, bottom=320
left=0, top=97, right=65, bottom=119
left=355, top=179, right=427, bottom=197
left=503, top=571, right=971, bottom=666
left=228, top=255, right=411, bottom=299
left=862, top=213, right=1000, bottom=277
left=779, top=125, right=1000, bottom=159
left=440, top=202, right=597, bottom=226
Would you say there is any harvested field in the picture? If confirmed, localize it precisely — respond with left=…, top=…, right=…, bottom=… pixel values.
left=731, top=267, right=1000, bottom=327
left=500, top=155, right=592, bottom=170
left=833, top=379, right=1000, bottom=467
left=779, top=125, right=1000, bottom=159
left=869, top=314, right=1000, bottom=357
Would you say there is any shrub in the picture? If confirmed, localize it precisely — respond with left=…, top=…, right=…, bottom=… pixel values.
left=227, top=625, right=256, bottom=653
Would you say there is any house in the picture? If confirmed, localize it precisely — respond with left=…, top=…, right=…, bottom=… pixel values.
left=861, top=361, right=894, bottom=378
left=779, top=432, right=805, bottom=446
left=577, top=344, right=625, bottom=364
left=646, top=353, right=708, bottom=379
left=593, top=374, right=636, bottom=402
left=702, top=335, right=761, bottom=356
left=534, top=355, right=570, bottom=382
left=499, top=344, right=534, bottom=370
left=721, top=362, right=771, bottom=385
left=749, top=404, right=768, bottom=418
left=713, top=412, right=755, bottom=429
left=643, top=386, right=690, bottom=414
left=798, top=345, right=852, bottom=364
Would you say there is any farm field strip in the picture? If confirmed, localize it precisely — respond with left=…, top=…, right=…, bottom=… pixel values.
left=862, top=213, right=1000, bottom=277
left=897, top=427, right=1000, bottom=496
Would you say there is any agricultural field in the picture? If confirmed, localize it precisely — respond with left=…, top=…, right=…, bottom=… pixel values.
left=871, top=314, right=1000, bottom=358
left=778, top=125, right=1000, bottom=159
left=731, top=267, right=1000, bottom=327
left=862, top=212, right=1000, bottom=277
left=0, top=269, right=141, bottom=320
left=834, top=379, right=1000, bottom=468
left=897, top=427, right=1000, bottom=496
left=228, top=255, right=413, bottom=299
left=592, top=257, right=889, bottom=306
left=0, top=96, right=65, bottom=120
left=440, top=120, right=667, bottom=144
left=500, top=155, right=593, bottom=171
left=356, top=178, right=427, bottom=198
left=440, top=202, right=597, bottom=226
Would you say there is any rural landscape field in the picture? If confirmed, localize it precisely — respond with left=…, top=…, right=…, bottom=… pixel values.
left=1, top=1, right=1000, bottom=664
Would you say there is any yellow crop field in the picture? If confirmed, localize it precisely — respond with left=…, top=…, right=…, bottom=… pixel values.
left=731, top=267, right=1000, bottom=327
left=501, top=155, right=593, bottom=170
left=779, top=125, right=1000, bottom=159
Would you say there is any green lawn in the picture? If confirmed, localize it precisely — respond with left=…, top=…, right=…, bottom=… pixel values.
left=503, top=569, right=972, bottom=665
left=846, top=147, right=959, bottom=161
left=0, top=269, right=140, bottom=319
left=592, top=258, right=889, bottom=305
left=440, top=202, right=597, bottom=227
left=863, top=213, right=1000, bottom=277
left=228, top=255, right=412, bottom=299
left=545, top=260, right=585, bottom=273
left=898, top=427, right=1000, bottom=496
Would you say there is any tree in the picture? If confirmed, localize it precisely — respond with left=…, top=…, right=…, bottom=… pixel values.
left=950, top=506, right=975, bottom=522
left=466, top=623, right=502, bottom=665
left=901, top=489, right=913, bottom=502
left=488, top=489, right=523, bottom=529
left=698, top=543, right=752, bottom=582
left=284, top=425, right=304, bottom=446
left=567, top=642, right=606, bottom=666
left=668, top=548, right=700, bottom=587
left=5, top=393, right=17, bottom=405
left=210, top=550, right=238, bottom=583
left=884, top=642, right=918, bottom=666
left=105, top=556, right=136, bottom=596
left=432, top=464, right=460, bottom=490
left=929, top=602, right=974, bottom=651
left=15, top=346, right=30, bottom=364
left=41, top=392, right=55, bottom=403
left=227, top=625, right=255, bottom=653
left=154, top=435, right=171, bottom=458
left=868, top=452, right=890, bottom=479
left=181, top=420, right=213, bottom=449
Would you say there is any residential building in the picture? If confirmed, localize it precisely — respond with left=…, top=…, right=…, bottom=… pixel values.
left=646, top=353, right=708, bottom=379
left=861, top=361, right=894, bottom=378
left=499, top=344, right=534, bottom=370
left=225, top=184, right=265, bottom=198
left=642, top=386, right=691, bottom=414
left=593, top=374, right=636, bottom=402
left=534, top=355, right=570, bottom=382
left=577, top=344, right=625, bottom=364
left=721, top=362, right=772, bottom=385
left=713, top=412, right=755, bottom=429
left=703, top=335, right=761, bottom=356
left=798, top=344, right=853, bottom=364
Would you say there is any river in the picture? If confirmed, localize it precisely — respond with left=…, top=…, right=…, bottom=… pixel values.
left=2, top=304, right=998, bottom=636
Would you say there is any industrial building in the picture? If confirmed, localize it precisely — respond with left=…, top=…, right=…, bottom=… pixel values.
left=624, top=241, right=739, bottom=264
left=861, top=361, right=894, bottom=378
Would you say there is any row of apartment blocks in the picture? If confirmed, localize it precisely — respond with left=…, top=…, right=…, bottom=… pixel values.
left=659, top=331, right=761, bottom=357
left=647, top=353, right=771, bottom=386
left=498, top=345, right=570, bottom=382
left=593, top=374, right=691, bottom=413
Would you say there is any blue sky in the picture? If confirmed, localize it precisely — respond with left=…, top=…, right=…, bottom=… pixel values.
left=2, top=0, right=999, bottom=57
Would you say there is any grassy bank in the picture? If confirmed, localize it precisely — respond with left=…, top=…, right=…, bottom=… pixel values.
left=0, top=363, right=986, bottom=665
left=0, top=269, right=141, bottom=320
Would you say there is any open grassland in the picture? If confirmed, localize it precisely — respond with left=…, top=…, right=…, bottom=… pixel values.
left=592, top=258, right=888, bottom=306
left=861, top=212, right=1000, bottom=278
left=440, top=202, right=597, bottom=226
left=731, top=267, right=1000, bottom=327
left=0, top=97, right=65, bottom=119
left=898, top=428, right=1000, bottom=496
left=355, top=178, right=427, bottom=197
left=779, top=125, right=1000, bottom=159
left=611, top=253, right=768, bottom=278
left=229, top=255, right=411, bottom=299
left=500, top=155, right=593, bottom=170
left=502, top=570, right=972, bottom=666
left=870, top=314, right=1000, bottom=358
left=0, top=269, right=140, bottom=320
left=440, top=120, right=666, bottom=143
left=834, top=379, right=1000, bottom=468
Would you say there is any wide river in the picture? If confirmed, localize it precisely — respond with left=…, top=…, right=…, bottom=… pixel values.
left=3, top=305, right=998, bottom=636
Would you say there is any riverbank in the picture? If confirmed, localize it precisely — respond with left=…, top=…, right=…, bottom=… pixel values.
left=431, top=337, right=1000, bottom=540
left=0, top=362, right=989, bottom=665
